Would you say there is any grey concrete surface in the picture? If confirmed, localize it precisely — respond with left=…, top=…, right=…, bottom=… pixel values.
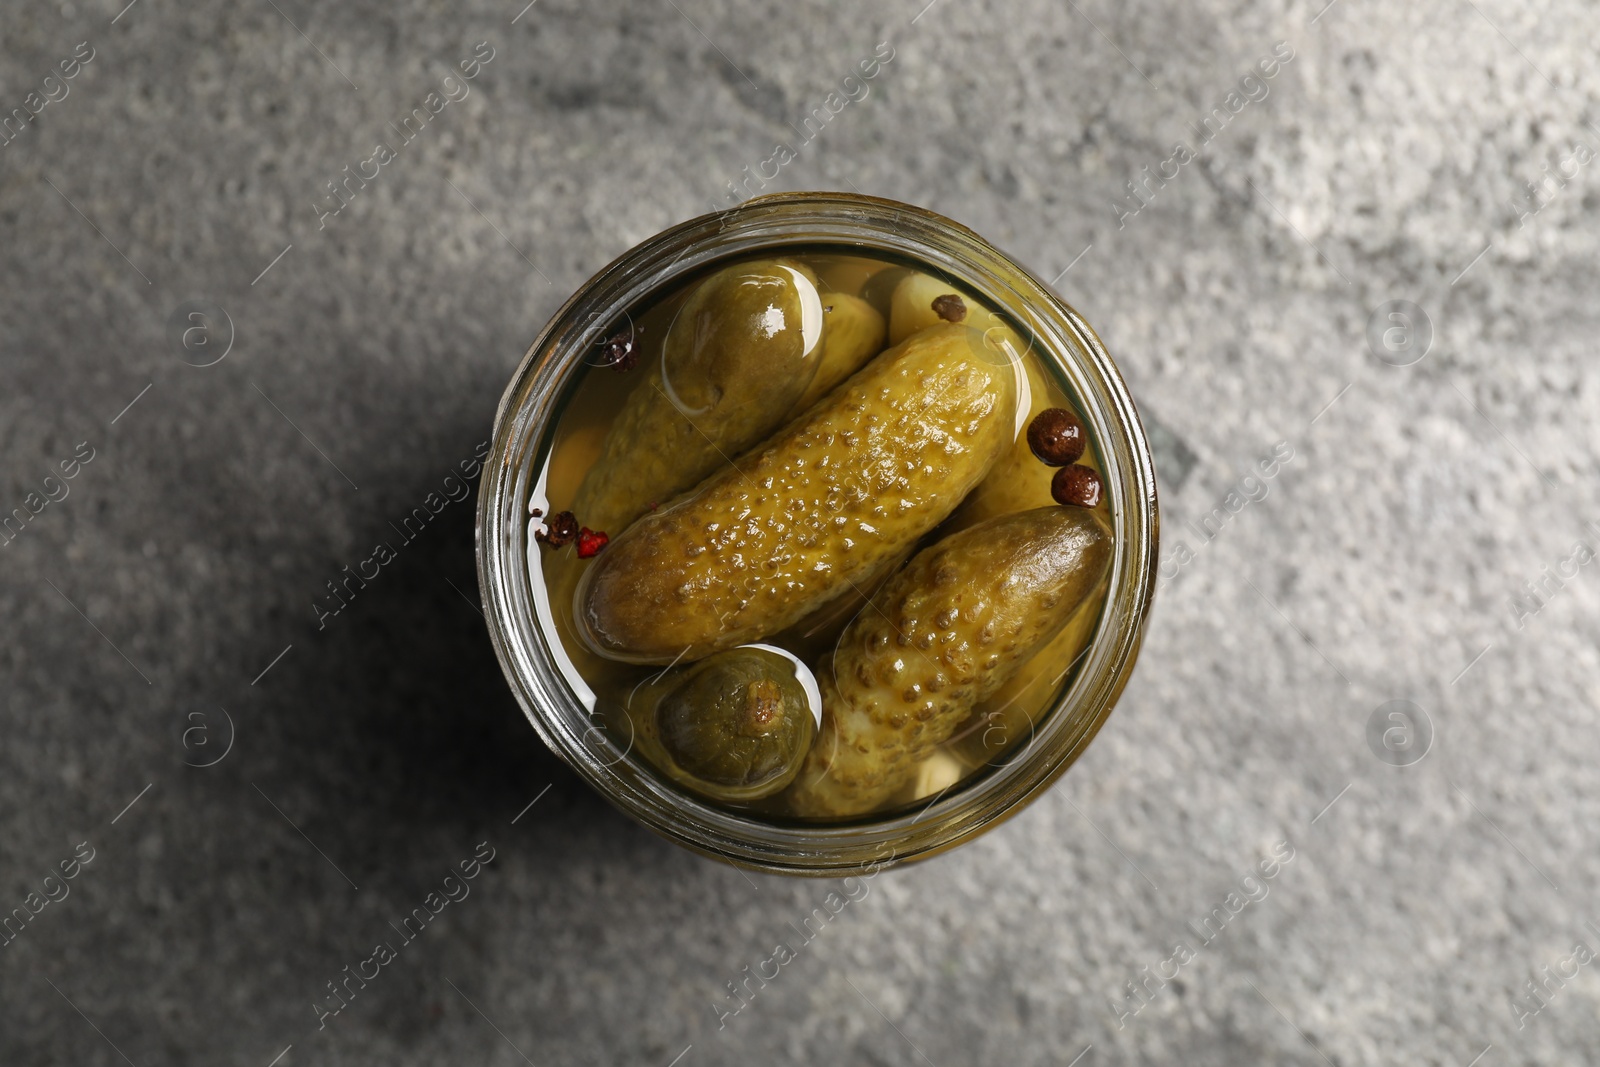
left=3, top=0, right=1598, bottom=1064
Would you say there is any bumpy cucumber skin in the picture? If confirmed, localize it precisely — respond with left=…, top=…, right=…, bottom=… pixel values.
left=949, top=587, right=1106, bottom=767
left=568, top=259, right=823, bottom=538
left=785, top=506, right=1112, bottom=818
left=577, top=323, right=1017, bottom=664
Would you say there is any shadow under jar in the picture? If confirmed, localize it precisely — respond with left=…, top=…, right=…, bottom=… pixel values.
left=477, top=192, right=1159, bottom=876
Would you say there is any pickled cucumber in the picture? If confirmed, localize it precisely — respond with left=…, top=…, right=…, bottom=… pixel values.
left=948, top=590, right=1105, bottom=767
left=654, top=647, right=817, bottom=802
left=792, top=293, right=886, bottom=411
left=888, top=271, right=1009, bottom=347
left=785, top=506, right=1113, bottom=818
left=568, top=259, right=827, bottom=538
left=942, top=367, right=1109, bottom=763
left=575, top=323, right=1018, bottom=664
left=860, top=264, right=911, bottom=320
left=816, top=255, right=893, bottom=299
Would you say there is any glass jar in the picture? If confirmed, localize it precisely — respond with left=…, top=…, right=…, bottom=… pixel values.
left=476, top=192, right=1159, bottom=875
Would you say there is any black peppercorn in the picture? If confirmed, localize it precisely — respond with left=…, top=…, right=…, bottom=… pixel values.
left=536, top=510, right=580, bottom=548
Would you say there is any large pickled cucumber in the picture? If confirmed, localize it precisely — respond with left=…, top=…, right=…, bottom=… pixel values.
left=792, top=293, right=886, bottom=411
left=575, top=323, right=1017, bottom=664
left=785, top=506, right=1113, bottom=818
left=568, top=259, right=827, bottom=538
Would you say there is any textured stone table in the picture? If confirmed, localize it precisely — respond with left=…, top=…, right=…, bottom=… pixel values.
left=3, top=0, right=1597, bottom=1063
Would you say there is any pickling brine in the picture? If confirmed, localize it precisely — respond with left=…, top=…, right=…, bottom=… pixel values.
left=527, top=249, right=1113, bottom=820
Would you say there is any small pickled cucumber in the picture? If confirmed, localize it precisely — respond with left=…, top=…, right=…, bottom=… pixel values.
left=568, top=258, right=827, bottom=538
left=654, top=647, right=816, bottom=802
left=576, top=323, right=1017, bottom=664
left=888, top=271, right=1010, bottom=347
left=785, top=506, right=1113, bottom=818
left=860, top=265, right=911, bottom=320
left=816, top=255, right=893, bottom=298
left=792, top=293, right=886, bottom=411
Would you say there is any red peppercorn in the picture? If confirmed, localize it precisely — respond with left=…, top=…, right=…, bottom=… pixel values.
left=575, top=527, right=609, bottom=558
left=1052, top=464, right=1102, bottom=508
left=599, top=329, right=638, bottom=372
left=1027, top=407, right=1087, bottom=466
left=536, top=510, right=579, bottom=548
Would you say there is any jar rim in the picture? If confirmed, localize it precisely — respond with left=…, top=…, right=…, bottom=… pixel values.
left=476, top=191, right=1160, bottom=876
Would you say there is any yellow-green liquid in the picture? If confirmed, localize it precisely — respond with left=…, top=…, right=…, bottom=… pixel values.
left=531, top=248, right=1108, bottom=821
